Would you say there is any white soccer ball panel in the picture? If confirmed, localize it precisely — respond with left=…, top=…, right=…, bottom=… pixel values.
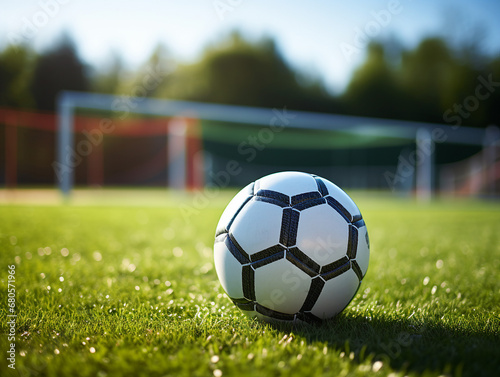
left=254, top=259, right=310, bottom=314
left=230, top=199, right=283, bottom=256
left=321, top=179, right=361, bottom=220
left=213, top=238, right=244, bottom=299
left=215, top=182, right=254, bottom=236
left=310, top=269, right=360, bottom=319
left=356, top=225, right=370, bottom=276
left=255, top=171, right=318, bottom=198
left=296, top=203, right=349, bottom=265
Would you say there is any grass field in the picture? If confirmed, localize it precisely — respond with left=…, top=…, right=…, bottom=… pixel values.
left=0, top=190, right=499, bottom=377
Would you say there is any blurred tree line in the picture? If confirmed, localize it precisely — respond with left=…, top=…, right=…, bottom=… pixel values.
left=1, top=31, right=499, bottom=127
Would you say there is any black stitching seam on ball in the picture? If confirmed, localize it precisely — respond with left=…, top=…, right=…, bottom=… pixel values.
left=320, top=255, right=349, bottom=274
left=351, top=260, right=364, bottom=281
left=219, top=195, right=253, bottom=236
left=299, top=276, right=325, bottom=311
left=280, top=208, right=300, bottom=247
left=226, top=234, right=250, bottom=264
left=214, top=233, right=227, bottom=244
left=255, top=303, right=295, bottom=321
left=250, top=244, right=285, bottom=262
left=293, top=197, right=326, bottom=211
left=352, top=218, right=365, bottom=228
left=346, top=225, right=358, bottom=260
left=286, top=247, right=321, bottom=277
left=251, top=248, right=285, bottom=269
left=320, top=256, right=350, bottom=281
left=254, top=189, right=290, bottom=207
left=313, top=177, right=329, bottom=196
left=233, top=301, right=255, bottom=312
left=242, top=265, right=256, bottom=301
left=352, top=213, right=363, bottom=223
left=231, top=297, right=255, bottom=312
left=291, top=191, right=322, bottom=206
left=325, top=196, right=352, bottom=223
left=248, top=181, right=256, bottom=196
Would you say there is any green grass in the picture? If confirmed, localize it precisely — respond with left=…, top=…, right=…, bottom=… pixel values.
left=0, top=190, right=499, bottom=377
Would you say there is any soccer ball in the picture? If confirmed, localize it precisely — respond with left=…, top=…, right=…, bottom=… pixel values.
left=213, top=171, right=369, bottom=323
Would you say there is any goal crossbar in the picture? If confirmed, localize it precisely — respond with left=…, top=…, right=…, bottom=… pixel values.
left=56, top=90, right=491, bottom=197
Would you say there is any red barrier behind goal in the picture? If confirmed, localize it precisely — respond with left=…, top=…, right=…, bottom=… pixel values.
left=0, top=107, right=204, bottom=189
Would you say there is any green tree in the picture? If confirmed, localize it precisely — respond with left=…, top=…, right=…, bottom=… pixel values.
left=342, top=42, right=410, bottom=119
left=31, top=34, right=88, bottom=111
left=157, top=32, right=336, bottom=112
left=0, top=44, right=35, bottom=108
left=90, top=52, right=125, bottom=95
left=398, top=38, right=455, bottom=122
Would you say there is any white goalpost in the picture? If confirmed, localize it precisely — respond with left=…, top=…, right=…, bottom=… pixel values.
left=55, top=91, right=493, bottom=198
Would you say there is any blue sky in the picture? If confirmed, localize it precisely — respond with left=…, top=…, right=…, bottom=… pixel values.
left=1, top=0, right=500, bottom=93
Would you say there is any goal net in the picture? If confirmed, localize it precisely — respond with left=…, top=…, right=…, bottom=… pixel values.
left=48, top=91, right=496, bottom=199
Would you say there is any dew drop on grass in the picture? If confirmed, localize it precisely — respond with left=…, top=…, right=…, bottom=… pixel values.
left=211, top=355, right=220, bottom=363
left=93, top=251, right=102, bottom=261
left=423, top=276, right=430, bottom=286
left=173, top=247, right=183, bottom=257
left=89, top=347, right=96, bottom=353
left=40, top=273, right=46, bottom=279
left=372, top=361, right=383, bottom=372
left=431, top=286, right=437, bottom=295
left=54, top=349, right=60, bottom=355
left=213, top=370, right=222, bottom=377
left=59, top=277, right=64, bottom=282
left=61, top=248, right=69, bottom=257
left=163, top=228, right=175, bottom=240
left=436, top=260, right=443, bottom=269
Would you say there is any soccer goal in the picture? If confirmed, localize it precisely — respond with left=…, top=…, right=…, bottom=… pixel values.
left=55, top=91, right=494, bottom=198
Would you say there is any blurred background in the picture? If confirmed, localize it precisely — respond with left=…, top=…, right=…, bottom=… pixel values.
left=1, top=0, right=499, bottom=198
